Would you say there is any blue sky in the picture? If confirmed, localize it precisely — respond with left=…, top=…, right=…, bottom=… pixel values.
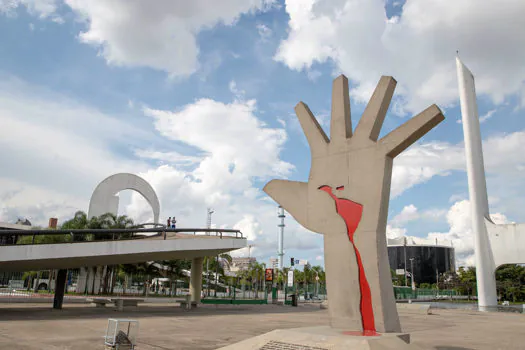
left=1, top=0, right=525, bottom=268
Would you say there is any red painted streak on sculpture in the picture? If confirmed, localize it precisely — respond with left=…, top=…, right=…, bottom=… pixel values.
left=319, top=185, right=378, bottom=336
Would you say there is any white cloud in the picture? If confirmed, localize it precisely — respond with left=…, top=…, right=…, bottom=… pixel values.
left=386, top=224, right=407, bottom=239
left=2, top=0, right=278, bottom=77
left=388, top=200, right=510, bottom=267
left=390, top=204, right=447, bottom=227
left=0, top=72, right=307, bottom=262
left=143, top=97, right=294, bottom=193
left=275, top=0, right=525, bottom=114
left=56, top=0, right=276, bottom=77
left=0, top=75, right=158, bottom=225
left=390, top=130, right=525, bottom=197
left=391, top=141, right=463, bottom=197
left=449, top=193, right=467, bottom=203
left=457, top=109, right=497, bottom=124
left=0, top=75, right=153, bottom=197
left=391, top=204, right=419, bottom=226
left=0, top=0, right=58, bottom=19
left=229, top=80, right=246, bottom=101
left=0, top=177, right=84, bottom=225
left=306, top=69, right=322, bottom=82
left=388, top=204, right=446, bottom=236
left=134, top=149, right=202, bottom=166
left=256, top=23, right=272, bottom=42
left=426, top=200, right=509, bottom=267
left=122, top=92, right=306, bottom=261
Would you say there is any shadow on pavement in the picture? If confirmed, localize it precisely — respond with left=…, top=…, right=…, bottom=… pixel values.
left=0, top=303, right=324, bottom=322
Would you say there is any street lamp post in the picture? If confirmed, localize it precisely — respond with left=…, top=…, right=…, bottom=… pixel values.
left=315, top=271, right=319, bottom=297
left=404, top=237, right=408, bottom=287
left=409, top=258, right=416, bottom=291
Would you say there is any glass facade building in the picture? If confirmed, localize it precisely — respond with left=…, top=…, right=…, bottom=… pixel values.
left=388, top=244, right=455, bottom=285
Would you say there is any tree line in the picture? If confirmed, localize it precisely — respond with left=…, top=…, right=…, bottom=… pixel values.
left=390, top=264, right=525, bottom=302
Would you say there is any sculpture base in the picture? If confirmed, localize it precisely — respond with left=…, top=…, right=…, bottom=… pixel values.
left=217, top=326, right=419, bottom=349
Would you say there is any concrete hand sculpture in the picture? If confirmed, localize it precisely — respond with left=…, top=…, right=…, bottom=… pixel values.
left=264, top=75, right=444, bottom=334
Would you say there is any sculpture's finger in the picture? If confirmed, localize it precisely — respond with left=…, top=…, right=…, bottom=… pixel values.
left=379, top=104, right=445, bottom=158
left=354, top=76, right=397, bottom=142
left=330, top=75, right=352, bottom=148
left=263, top=179, right=308, bottom=226
left=295, top=102, right=329, bottom=157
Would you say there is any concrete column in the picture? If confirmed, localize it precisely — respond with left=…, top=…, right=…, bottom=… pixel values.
left=76, top=267, right=88, bottom=294
left=53, top=269, right=67, bottom=310
left=190, top=257, right=204, bottom=306
left=93, top=266, right=102, bottom=295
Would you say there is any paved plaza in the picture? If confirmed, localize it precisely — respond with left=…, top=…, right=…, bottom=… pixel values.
left=0, top=303, right=523, bottom=349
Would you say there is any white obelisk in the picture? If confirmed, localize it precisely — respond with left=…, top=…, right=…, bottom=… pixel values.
left=456, top=56, right=498, bottom=310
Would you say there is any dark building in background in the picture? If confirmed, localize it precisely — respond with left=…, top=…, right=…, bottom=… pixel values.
left=387, top=239, right=456, bottom=285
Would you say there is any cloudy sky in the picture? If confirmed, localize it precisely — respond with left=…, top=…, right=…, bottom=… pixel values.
left=1, top=0, right=524, bottom=268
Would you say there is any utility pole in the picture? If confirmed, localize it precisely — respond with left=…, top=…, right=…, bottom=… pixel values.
left=206, top=208, right=214, bottom=297
left=404, top=237, right=408, bottom=287
left=315, top=271, right=319, bottom=297
left=277, top=206, right=285, bottom=270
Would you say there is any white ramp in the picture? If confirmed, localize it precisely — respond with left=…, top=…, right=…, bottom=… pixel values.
left=0, top=236, right=246, bottom=272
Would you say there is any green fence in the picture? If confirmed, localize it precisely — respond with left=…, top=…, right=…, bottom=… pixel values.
left=393, top=286, right=458, bottom=300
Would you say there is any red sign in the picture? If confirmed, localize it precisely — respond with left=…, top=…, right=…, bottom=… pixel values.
left=265, top=268, right=273, bottom=282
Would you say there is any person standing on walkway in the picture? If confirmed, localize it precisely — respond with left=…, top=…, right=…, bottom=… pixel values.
left=167, top=217, right=171, bottom=228
left=171, top=216, right=177, bottom=229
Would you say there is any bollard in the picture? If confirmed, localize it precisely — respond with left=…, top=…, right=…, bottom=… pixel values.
left=115, top=299, right=124, bottom=312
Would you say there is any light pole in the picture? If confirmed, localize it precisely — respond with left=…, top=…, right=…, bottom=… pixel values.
left=214, top=254, right=220, bottom=297
left=404, top=237, right=408, bottom=287
left=315, top=271, right=319, bottom=297
left=206, top=208, right=214, bottom=297
left=409, top=258, right=416, bottom=291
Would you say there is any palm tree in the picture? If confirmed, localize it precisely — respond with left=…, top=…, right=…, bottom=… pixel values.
left=279, top=267, right=290, bottom=290
left=247, top=262, right=266, bottom=298
left=311, top=265, right=325, bottom=296
left=303, top=263, right=312, bottom=296
left=93, top=213, right=135, bottom=294
left=61, top=211, right=90, bottom=241
left=60, top=211, right=135, bottom=294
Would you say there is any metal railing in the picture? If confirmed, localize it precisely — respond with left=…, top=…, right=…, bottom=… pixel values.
left=0, top=228, right=244, bottom=246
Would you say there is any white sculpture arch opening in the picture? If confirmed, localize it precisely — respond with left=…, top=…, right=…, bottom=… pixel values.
left=87, top=173, right=160, bottom=224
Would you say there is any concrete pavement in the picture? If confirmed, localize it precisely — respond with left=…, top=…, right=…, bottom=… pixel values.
left=0, top=303, right=524, bottom=349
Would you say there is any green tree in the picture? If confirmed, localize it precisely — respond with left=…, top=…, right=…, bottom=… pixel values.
left=496, top=264, right=525, bottom=302
left=247, top=261, right=266, bottom=298
left=457, top=266, right=477, bottom=298
left=60, top=211, right=136, bottom=294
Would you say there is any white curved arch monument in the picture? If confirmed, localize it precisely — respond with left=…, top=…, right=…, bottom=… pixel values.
left=88, top=173, right=160, bottom=224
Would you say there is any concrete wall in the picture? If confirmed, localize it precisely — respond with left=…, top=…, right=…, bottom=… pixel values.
left=486, top=219, right=525, bottom=268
